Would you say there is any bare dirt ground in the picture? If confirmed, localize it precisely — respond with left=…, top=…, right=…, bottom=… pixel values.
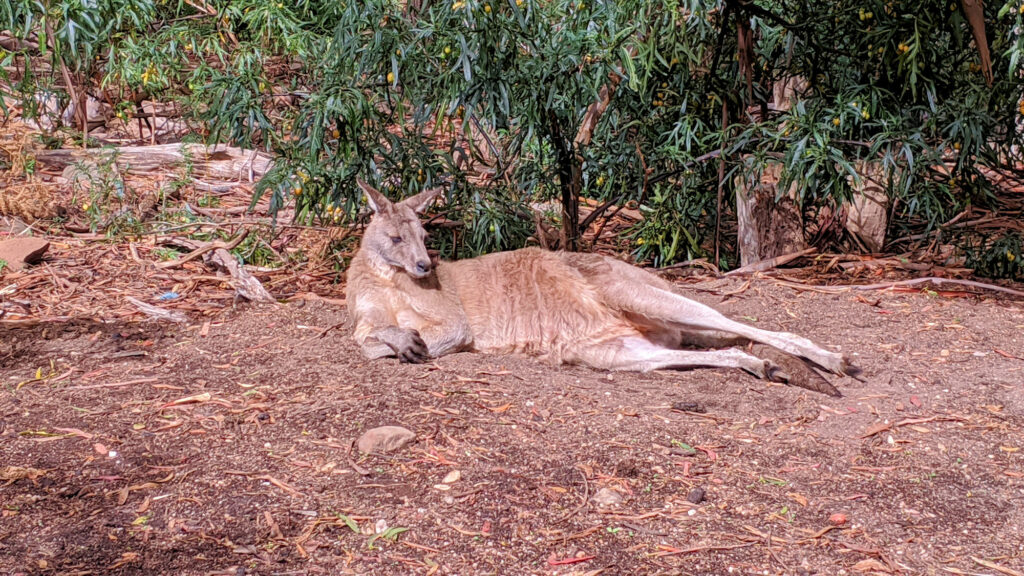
left=2, top=278, right=1023, bottom=576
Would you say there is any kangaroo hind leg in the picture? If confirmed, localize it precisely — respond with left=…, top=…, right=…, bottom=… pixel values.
left=585, top=259, right=853, bottom=375
left=568, top=336, right=787, bottom=381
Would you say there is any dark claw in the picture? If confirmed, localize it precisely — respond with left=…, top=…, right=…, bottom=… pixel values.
left=401, top=340, right=429, bottom=364
left=843, top=362, right=864, bottom=380
left=411, top=332, right=426, bottom=349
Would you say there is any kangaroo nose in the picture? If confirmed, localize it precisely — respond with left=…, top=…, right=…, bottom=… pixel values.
left=415, top=260, right=432, bottom=274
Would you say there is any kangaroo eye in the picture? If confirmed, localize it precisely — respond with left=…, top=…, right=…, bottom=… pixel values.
left=391, top=236, right=402, bottom=244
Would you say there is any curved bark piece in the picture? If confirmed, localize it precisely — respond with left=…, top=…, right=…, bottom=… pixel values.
left=961, top=0, right=993, bottom=86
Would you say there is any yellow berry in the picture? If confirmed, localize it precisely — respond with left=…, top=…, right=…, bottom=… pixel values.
left=396, top=49, right=402, bottom=56
left=444, top=46, right=452, bottom=54
left=636, top=237, right=645, bottom=245
left=832, top=117, right=840, bottom=126
left=484, top=4, right=491, bottom=13
left=596, top=175, right=605, bottom=186
left=861, top=110, right=870, bottom=119
left=1008, top=251, right=1016, bottom=261
left=332, top=128, right=340, bottom=138
left=953, top=142, right=961, bottom=150
left=387, top=72, right=395, bottom=83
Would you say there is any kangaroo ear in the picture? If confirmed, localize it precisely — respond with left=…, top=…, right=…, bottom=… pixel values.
left=357, top=179, right=391, bottom=213
left=400, top=187, right=443, bottom=214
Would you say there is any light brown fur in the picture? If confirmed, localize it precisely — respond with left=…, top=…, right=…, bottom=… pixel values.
left=347, top=180, right=856, bottom=383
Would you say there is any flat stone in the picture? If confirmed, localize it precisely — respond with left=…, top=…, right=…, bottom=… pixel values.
left=356, top=425, right=416, bottom=454
left=0, top=237, right=50, bottom=272
left=592, top=487, right=623, bottom=508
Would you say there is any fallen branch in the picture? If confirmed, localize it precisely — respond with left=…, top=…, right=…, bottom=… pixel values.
left=156, top=229, right=249, bottom=269
left=207, top=248, right=277, bottom=304
left=36, top=143, right=274, bottom=182
left=654, top=542, right=756, bottom=557
left=125, top=296, right=188, bottom=323
left=658, top=258, right=721, bottom=275
left=725, top=247, right=817, bottom=277
left=773, top=277, right=1024, bottom=299
left=971, top=556, right=1023, bottom=576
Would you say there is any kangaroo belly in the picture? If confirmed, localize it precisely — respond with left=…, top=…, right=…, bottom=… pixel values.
left=440, top=248, right=636, bottom=361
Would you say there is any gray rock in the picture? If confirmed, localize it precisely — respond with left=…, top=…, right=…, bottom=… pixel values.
left=357, top=426, right=416, bottom=454
left=686, top=487, right=706, bottom=504
left=592, top=487, right=623, bottom=508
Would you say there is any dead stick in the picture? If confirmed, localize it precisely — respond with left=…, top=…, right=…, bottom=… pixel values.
left=65, top=378, right=160, bottom=391
left=725, top=247, right=817, bottom=276
left=714, top=99, right=728, bottom=267
left=773, top=277, right=1024, bottom=298
left=43, top=13, right=85, bottom=146
left=971, top=556, right=1023, bottom=576
left=656, top=542, right=756, bottom=557
left=156, top=229, right=249, bottom=269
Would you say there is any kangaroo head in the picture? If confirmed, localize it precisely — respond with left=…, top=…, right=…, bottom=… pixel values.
left=358, top=179, right=441, bottom=279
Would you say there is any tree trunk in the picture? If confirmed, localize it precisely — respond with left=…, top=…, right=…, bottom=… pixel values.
left=548, top=115, right=580, bottom=251
left=844, top=160, right=889, bottom=252
left=734, top=159, right=806, bottom=266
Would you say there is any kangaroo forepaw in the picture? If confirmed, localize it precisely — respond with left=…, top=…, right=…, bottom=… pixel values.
left=395, top=329, right=429, bottom=364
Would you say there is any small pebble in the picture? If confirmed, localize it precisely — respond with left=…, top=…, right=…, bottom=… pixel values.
left=686, top=487, right=706, bottom=504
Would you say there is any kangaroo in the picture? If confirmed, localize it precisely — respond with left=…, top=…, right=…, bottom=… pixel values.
left=346, top=180, right=857, bottom=386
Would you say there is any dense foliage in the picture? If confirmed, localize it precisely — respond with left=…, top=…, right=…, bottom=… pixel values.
left=3, top=0, right=1023, bottom=273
